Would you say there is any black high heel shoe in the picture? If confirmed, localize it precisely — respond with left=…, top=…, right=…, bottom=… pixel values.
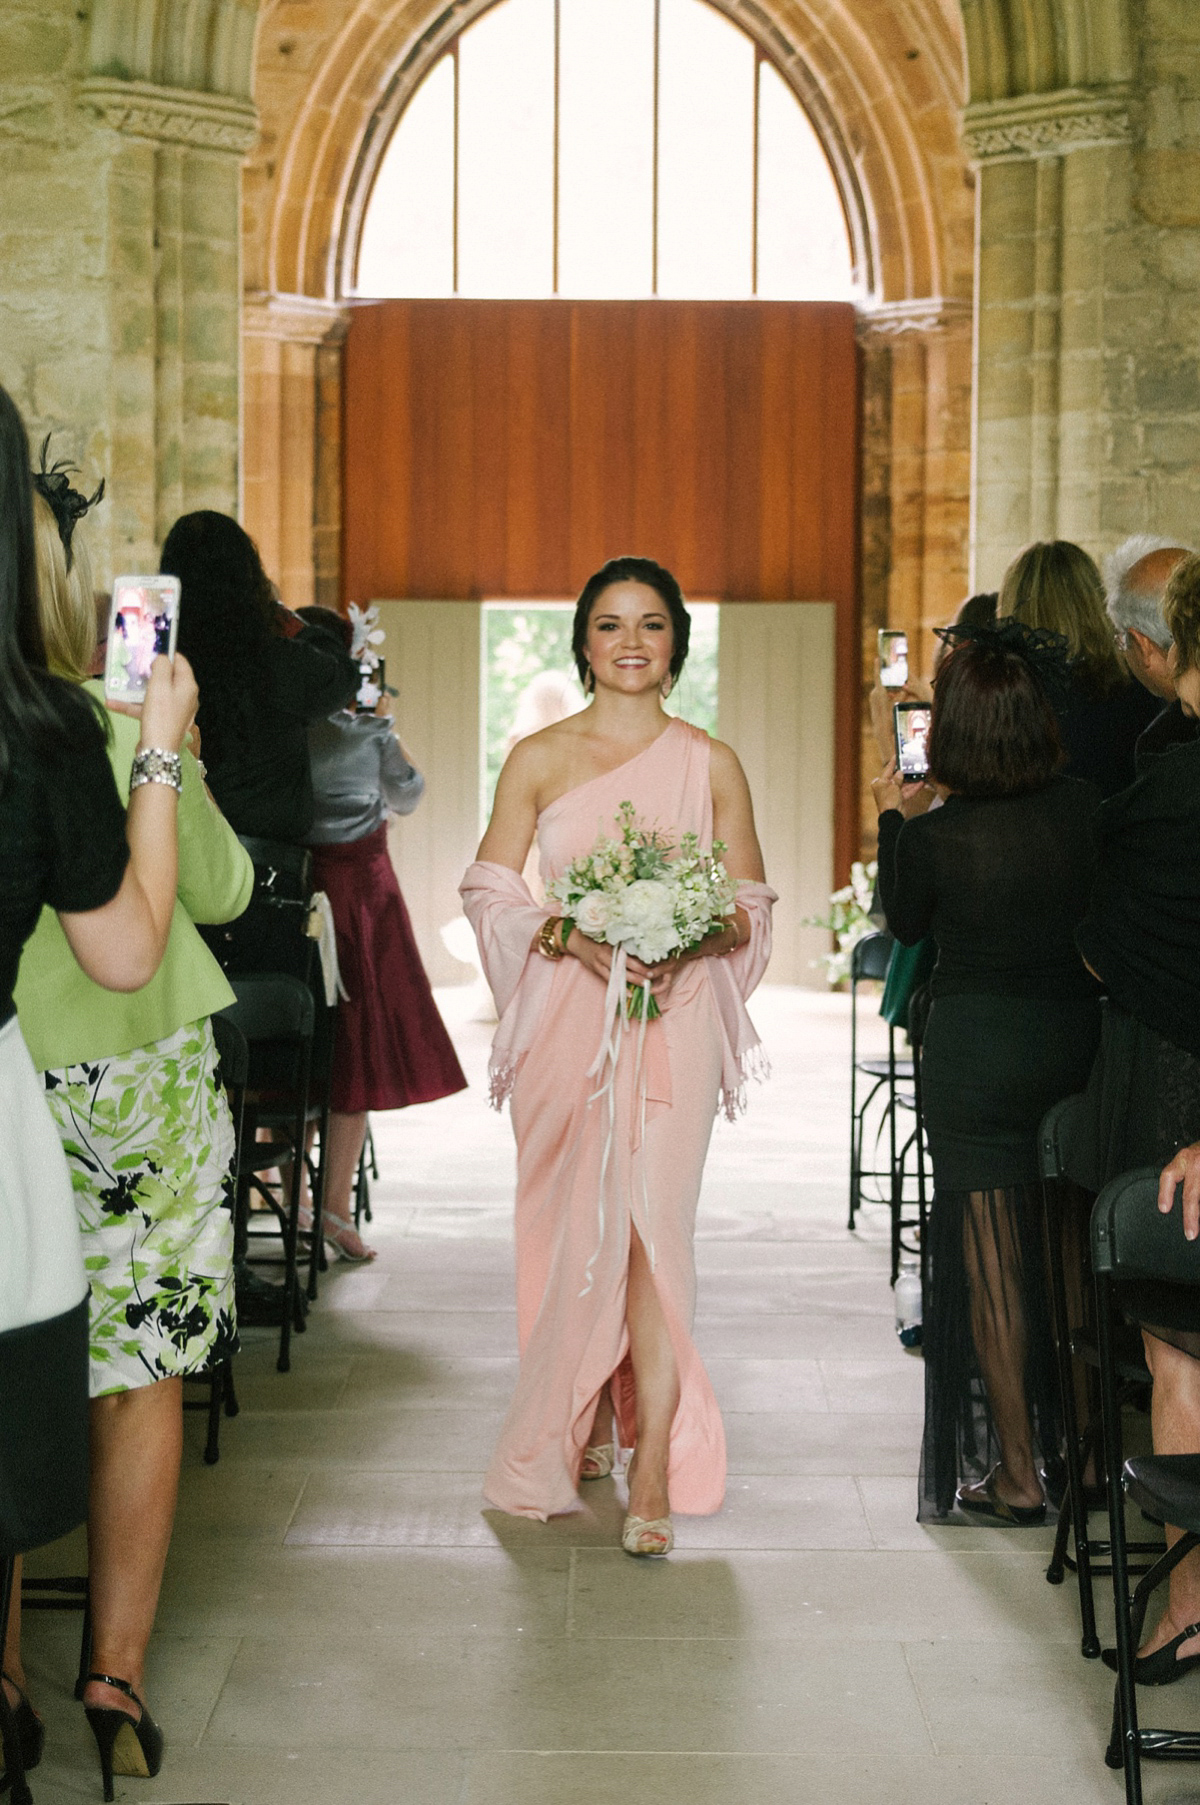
left=83, top=1672, right=164, bottom=1803
left=1, top=1671, right=45, bottom=1771
left=1101, top=1620, right=1200, bottom=1686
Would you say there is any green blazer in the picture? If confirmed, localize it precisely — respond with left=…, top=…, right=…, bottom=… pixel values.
left=15, top=683, right=254, bottom=1072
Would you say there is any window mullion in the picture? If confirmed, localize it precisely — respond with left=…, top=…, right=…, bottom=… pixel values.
left=453, top=42, right=461, bottom=294
left=652, top=0, right=660, bottom=297
left=752, top=48, right=761, bottom=297
left=553, top=0, right=561, bottom=296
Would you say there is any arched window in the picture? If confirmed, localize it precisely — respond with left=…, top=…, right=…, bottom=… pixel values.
left=355, top=0, right=856, bottom=301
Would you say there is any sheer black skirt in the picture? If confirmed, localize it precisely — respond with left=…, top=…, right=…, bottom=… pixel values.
left=918, top=992, right=1101, bottom=1521
left=1063, top=1001, right=1200, bottom=1362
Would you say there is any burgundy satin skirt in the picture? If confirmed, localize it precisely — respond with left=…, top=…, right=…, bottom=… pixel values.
left=311, top=825, right=467, bottom=1114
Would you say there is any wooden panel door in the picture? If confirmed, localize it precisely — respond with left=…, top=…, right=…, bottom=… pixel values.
left=717, top=603, right=835, bottom=986
left=342, top=299, right=860, bottom=880
left=374, top=601, right=482, bottom=987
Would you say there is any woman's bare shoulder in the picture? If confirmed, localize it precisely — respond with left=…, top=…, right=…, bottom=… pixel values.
left=499, top=716, right=586, bottom=789
left=707, top=736, right=750, bottom=786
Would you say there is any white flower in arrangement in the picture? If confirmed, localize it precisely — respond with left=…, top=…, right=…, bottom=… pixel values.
left=548, top=801, right=737, bottom=1019
left=573, top=890, right=613, bottom=938
left=605, top=878, right=679, bottom=964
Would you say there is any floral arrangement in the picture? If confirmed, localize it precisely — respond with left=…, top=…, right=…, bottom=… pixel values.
left=804, top=860, right=878, bottom=986
left=548, top=801, right=737, bottom=1019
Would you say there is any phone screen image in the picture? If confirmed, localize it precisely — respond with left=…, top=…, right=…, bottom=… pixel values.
left=878, top=629, right=909, bottom=690
left=104, top=576, right=180, bottom=705
left=894, top=702, right=931, bottom=781
left=356, top=656, right=385, bottom=714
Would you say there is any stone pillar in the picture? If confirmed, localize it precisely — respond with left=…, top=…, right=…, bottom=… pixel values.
left=857, top=299, right=972, bottom=855
left=242, top=294, right=349, bottom=610
left=0, top=40, right=257, bottom=579
left=963, top=76, right=1200, bottom=586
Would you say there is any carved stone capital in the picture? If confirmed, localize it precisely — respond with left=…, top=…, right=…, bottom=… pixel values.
left=856, top=297, right=972, bottom=341
left=963, top=86, right=1132, bottom=165
left=78, top=77, right=258, bottom=155
left=242, top=292, right=351, bottom=346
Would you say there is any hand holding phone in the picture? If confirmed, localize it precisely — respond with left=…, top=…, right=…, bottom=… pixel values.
left=894, top=701, right=932, bottom=782
left=878, top=629, right=909, bottom=690
left=104, top=576, right=181, bottom=706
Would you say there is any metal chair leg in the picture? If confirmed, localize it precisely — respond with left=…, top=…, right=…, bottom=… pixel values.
left=0, top=1559, right=34, bottom=1805
left=1044, top=1177, right=1101, bottom=1656
left=1097, top=1283, right=1142, bottom=1803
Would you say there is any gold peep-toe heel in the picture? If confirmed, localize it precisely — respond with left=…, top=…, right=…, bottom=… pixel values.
left=621, top=1514, right=674, bottom=1557
left=621, top=1452, right=673, bottom=1556
left=580, top=1442, right=616, bottom=1481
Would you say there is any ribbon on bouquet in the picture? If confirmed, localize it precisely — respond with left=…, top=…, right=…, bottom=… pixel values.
left=579, top=942, right=657, bottom=1298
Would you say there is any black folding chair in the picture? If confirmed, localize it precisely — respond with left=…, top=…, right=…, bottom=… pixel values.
left=1092, top=1167, right=1200, bottom=1801
left=353, top=1119, right=378, bottom=1229
left=848, top=931, right=926, bottom=1281
left=178, top=1014, right=246, bottom=1464
left=218, top=976, right=315, bottom=1374
left=1039, top=1101, right=1158, bottom=1657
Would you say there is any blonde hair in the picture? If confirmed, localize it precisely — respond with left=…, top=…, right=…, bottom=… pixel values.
left=1164, top=554, right=1200, bottom=676
left=33, top=489, right=96, bottom=681
left=1000, top=539, right=1125, bottom=695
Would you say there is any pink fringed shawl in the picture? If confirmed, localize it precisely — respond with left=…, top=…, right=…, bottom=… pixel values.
left=459, top=860, right=775, bottom=1121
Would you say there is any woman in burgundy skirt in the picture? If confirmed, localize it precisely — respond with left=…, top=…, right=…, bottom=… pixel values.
left=299, top=609, right=467, bottom=1259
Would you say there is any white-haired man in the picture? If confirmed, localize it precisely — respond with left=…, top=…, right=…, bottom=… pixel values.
left=1104, top=535, right=1199, bottom=767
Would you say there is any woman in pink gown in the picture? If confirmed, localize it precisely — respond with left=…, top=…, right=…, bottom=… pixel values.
left=461, top=557, right=775, bottom=1555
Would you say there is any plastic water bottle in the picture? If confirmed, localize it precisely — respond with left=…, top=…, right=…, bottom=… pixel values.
left=895, top=1264, right=923, bottom=1348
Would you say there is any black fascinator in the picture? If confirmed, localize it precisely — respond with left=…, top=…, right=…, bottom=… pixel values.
left=31, top=435, right=104, bottom=572
left=934, top=614, right=1072, bottom=700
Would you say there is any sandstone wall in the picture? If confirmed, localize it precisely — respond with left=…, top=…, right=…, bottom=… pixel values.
left=969, top=0, right=1200, bottom=586
left=0, top=0, right=255, bottom=581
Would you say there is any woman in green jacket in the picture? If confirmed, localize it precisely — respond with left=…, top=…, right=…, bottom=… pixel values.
left=5, top=478, right=252, bottom=1799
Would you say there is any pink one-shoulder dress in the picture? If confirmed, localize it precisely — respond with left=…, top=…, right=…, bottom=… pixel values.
left=460, top=718, right=775, bottom=1521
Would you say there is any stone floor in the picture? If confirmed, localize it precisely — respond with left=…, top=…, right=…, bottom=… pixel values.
left=21, top=986, right=1200, bottom=1803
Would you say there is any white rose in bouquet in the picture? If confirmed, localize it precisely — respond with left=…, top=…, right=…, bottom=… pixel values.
left=606, top=878, right=680, bottom=964
left=572, top=890, right=613, bottom=938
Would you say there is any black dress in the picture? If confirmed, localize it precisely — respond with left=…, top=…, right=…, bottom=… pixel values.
left=1052, top=670, right=1160, bottom=799
left=0, top=689, right=129, bottom=1558
left=1066, top=736, right=1200, bottom=1355
left=877, top=777, right=1102, bottom=1519
left=199, top=626, right=358, bottom=843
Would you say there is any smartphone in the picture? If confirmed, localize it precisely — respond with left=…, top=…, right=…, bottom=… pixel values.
left=104, top=575, right=180, bottom=705
left=355, top=656, right=385, bottom=713
left=894, top=701, right=932, bottom=782
left=878, top=629, right=909, bottom=690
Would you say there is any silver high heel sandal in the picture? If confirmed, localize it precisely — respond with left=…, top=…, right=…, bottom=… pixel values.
left=621, top=1453, right=674, bottom=1557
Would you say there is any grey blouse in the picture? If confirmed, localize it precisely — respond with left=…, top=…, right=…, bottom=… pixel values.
left=306, top=711, right=425, bottom=846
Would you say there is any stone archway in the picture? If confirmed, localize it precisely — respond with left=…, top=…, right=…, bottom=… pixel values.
left=243, top=0, right=978, bottom=860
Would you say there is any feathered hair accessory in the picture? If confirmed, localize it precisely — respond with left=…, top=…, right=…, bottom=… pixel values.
left=31, top=435, right=104, bottom=572
left=934, top=614, right=1072, bottom=697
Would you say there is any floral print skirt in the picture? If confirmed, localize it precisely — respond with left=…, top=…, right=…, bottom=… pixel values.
left=44, top=1018, right=238, bottom=1397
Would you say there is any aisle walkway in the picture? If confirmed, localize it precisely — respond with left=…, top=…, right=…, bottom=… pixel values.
left=24, top=989, right=1195, bottom=1803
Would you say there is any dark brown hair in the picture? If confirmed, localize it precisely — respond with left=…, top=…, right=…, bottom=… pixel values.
left=928, top=635, right=1063, bottom=798
left=572, top=556, right=690, bottom=690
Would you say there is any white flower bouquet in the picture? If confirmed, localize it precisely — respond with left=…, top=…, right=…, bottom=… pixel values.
left=548, top=800, right=738, bottom=1019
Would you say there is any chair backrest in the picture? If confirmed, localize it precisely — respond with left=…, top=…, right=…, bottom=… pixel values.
left=1090, top=1166, right=1200, bottom=1285
left=221, top=974, right=315, bottom=1044
left=237, top=836, right=313, bottom=903
left=851, top=930, right=894, bottom=986
left=1038, top=1093, right=1087, bottom=1184
left=210, top=1012, right=249, bottom=1091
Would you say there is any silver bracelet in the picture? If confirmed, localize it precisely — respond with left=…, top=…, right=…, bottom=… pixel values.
left=129, top=747, right=182, bottom=795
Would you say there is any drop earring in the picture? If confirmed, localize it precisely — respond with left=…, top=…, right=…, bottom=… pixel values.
left=660, top=674, right=674, bottom=699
